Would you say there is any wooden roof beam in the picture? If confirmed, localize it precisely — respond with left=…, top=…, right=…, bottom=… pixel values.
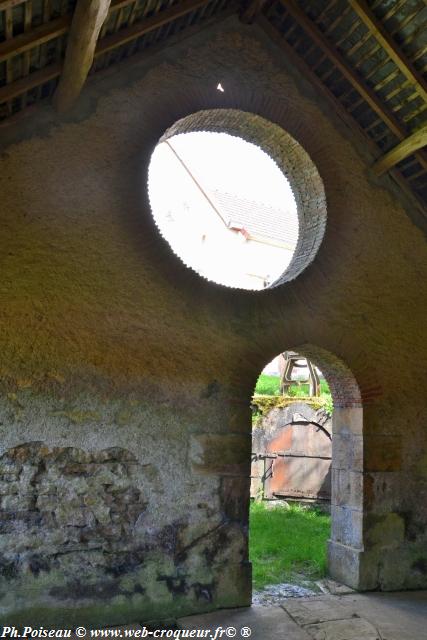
left=0, top=0, right=27, bottom=10
left=53, top=0, right=112, bottom=112
left=280, top=0, right=427, bottom=174
left=0, top=15, right=71, bottom=63
left=93, top=0, right=210, bottom=58
left=53, top=0, right=210, bottom=111
left=0, top=63, right=61, bottom=104
left=257, top=14, right=426, bottom=221
left=349, top=0, right=427, bottom=104
left=0, top=0, right=186, bottom=66
left=281, top=0, right=409, bottom=140
left=373, top=124, right=427, bottom=176
left=0, top=0, right=213, bottom=106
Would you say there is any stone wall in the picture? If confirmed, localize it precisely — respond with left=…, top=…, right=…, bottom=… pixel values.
left=0, top=14, right=426, bottom=625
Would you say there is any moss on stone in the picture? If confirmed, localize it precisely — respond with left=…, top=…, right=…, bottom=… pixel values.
left=251, top=394, right=327, bottom=425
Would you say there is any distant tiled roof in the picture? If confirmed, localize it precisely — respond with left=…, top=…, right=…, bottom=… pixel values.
left=209, top=189, right=299, bottom=248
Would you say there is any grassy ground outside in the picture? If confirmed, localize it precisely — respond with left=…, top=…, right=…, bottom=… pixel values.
left=249, top=501, right=330, bottom=589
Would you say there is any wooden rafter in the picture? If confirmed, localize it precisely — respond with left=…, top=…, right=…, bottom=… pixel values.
left=349, top=0, right=427, bottom=105
left=0, top=0, right=217, bottom=107
left=281, top=0, right=405, bottom=140
left=0, top=0, right=26, bottom=9
left=257, top=15, right=369, bottom=141
left=0, top=15, right=71, bottom=64
left=373, top=124, right=427, bottom=176
left=0, top=63, right=62, bottom=104
left=280, top=0, right=427, bottom=174
left=240, top=0, right=267, bottom=24
left=257, top=14, right=427, bottom=221
left=54, top=0, right=112, bottom=112
left=93, top=0, right=210, bottom=58
left=0, top=0, right=208, bottom=66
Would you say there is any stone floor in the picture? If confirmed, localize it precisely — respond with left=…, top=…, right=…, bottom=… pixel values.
left=177, top=591, right=427, bottom=640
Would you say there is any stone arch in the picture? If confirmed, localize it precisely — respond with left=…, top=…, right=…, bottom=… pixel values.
left=251, top=344, right=364, bottom=589
left=152, top=108, right=327, bottom=286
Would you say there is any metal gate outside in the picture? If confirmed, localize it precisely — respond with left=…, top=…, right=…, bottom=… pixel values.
left=251, top=404, right=332, bottom=501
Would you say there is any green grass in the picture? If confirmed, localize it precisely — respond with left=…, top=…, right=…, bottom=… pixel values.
left=254, top=373, right=331, bottom=397
left=249, top=501, right=331, bottom=589
left=254, top=373, right=281, bottom=395
left=254, top=374, right=333, bottom=416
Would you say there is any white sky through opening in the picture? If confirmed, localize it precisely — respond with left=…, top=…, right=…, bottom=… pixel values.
left=148, top=131, right=299, bottom=290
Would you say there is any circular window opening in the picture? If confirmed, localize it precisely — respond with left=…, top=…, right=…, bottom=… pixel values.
left=148, top=110, right=326, bottom=290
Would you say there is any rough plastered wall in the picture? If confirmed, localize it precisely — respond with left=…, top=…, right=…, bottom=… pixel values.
left=0, top=14, right=426, bottom=626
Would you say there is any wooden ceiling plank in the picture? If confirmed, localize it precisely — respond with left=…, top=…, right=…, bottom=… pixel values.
left=349, top=0, right=427, bottom=104
left=401, top=103, right=427, bottom=123
left=347, top=96, right=365, bottom=113
left=362, top=53, right=395, bottom=87
left=93, top=0, right=210, bottom=58
left=364, top=116, right=383, bottom=133
left=53, top=0, right=112, bottom=112
left=240, top=0, right=267, bottom=24
left=43, top=0, right=51, bottom=21
left=258, top=12, right=426, bottom=219
left=4, top=5, right=13, bottom=37
left=311, top=52, right=328, bottom=73
left=301, top=41, right=317, bottom=60
left=281, top=0, right=408, bottom=141
left=381, top=0, right=408, bottom=23
left=127, top=0, right=140, bottom=26
left=313, top=0, right=340, bottom=25
left=20, top=0, right=33, bottom=109
left=345, top=26, right=372, bottom=57
left=24, top=0, right=32, bottom=30
left=3, top=5, right=14, bottom=115
left=282, top=21, right=299, bottom=40
left=390, top=8, right=419, bottom=37
left=0, top=61, right=61, bottom=102
left=323, top=4, right=351, bottom=37
left=407, top=167, right=427, bottom=181
left=319, top=63, right=336, bottom=83
left=109, top=0, right=139, bottom=12
left=0, top=0, right=26, bottom=11
left=0, top=15, right=70, bottom=63
left=352, top=40, right=382, bottom=71
left=0, top=0, right=156, bottom=68
left=385, top=80, right=413, bottom=103
left=281, top=0, right=427, bottom=175
left=258, top=14, right=374, bottom=144
left=412, top=42, right=427, bottom=63
left=335, top=13, right=363, bottom=48
left=373, top=124, right=427, bottom=175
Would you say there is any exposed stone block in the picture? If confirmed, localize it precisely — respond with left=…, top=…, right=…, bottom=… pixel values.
left=332, top=435, right=363, bottom=472
left=331, top=506, right=363, bottom=548
left=332, top=407, right=363, bottom=435
left=328, top=541, right=363, bottom=590
left=331, top=469, right=363, bottom=510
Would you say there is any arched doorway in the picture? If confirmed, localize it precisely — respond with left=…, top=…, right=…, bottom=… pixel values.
left=248, top=344, right=363, bottom=598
